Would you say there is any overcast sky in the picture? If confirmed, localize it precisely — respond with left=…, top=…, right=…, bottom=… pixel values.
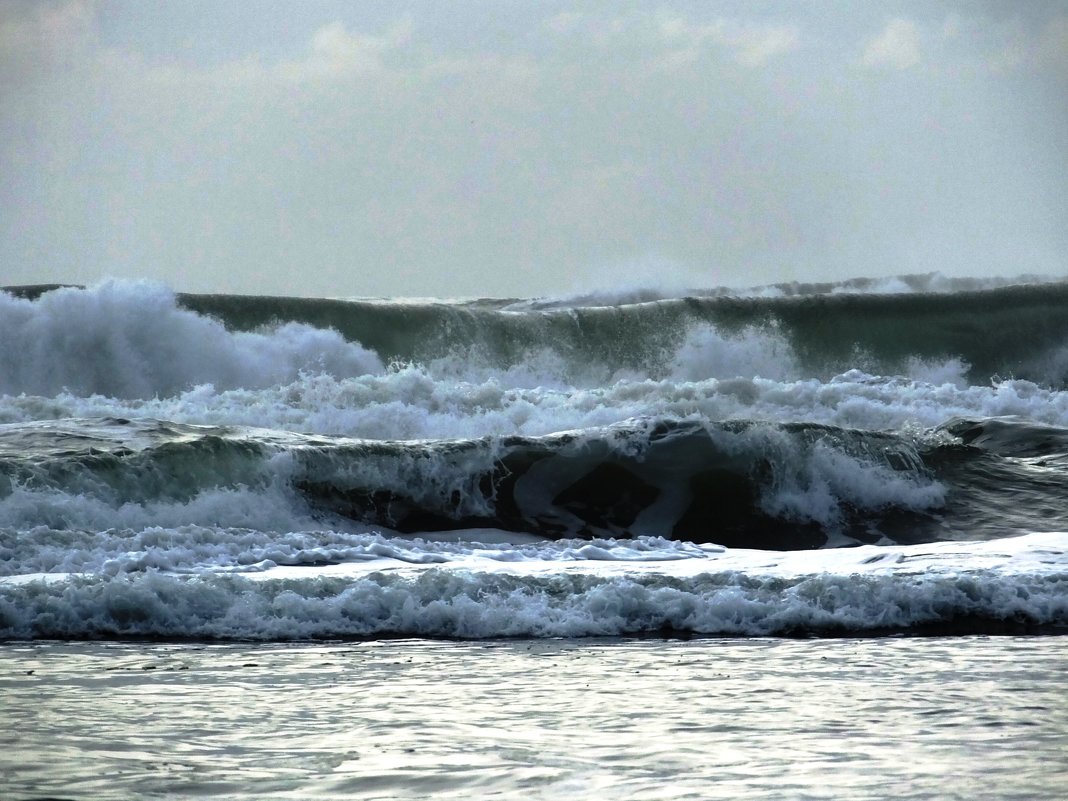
left=2, top=1, right=1066, bottom=298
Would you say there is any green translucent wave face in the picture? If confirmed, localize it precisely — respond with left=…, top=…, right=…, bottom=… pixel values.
left=179, top=283, right=1068, bottom=387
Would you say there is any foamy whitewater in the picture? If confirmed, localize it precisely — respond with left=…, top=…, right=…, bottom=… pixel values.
left=2, top=277, right=1067, bottom=640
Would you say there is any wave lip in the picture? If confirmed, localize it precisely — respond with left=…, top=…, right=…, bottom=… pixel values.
left=21, top=414, right=1068, bottom=550
left=8, top=411, right=1068, bottom=550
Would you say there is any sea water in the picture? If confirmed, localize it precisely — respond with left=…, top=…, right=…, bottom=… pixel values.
left=3, top=637, right=1066, bottom=800
left=1, top=277, right=1067, bottom=798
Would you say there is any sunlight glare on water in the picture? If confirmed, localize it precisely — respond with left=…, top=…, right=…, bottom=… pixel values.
left=3, top=636, right=1066, bottom=800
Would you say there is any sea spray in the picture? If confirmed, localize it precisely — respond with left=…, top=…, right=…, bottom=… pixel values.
left=1, top=278, right=1068, bottom=640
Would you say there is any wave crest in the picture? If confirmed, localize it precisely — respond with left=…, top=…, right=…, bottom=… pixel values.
left=0, top=281, right=383, bottom=399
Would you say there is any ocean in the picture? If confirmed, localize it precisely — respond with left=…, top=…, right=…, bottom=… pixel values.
left=2, top=276, right=1067, bottom=799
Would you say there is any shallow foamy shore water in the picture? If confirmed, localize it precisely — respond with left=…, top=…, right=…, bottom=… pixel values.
left=3, top=635, right=1066, bottom=800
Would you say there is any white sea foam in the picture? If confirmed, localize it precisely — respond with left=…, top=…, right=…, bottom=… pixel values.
left=667, top=323, right=800, bottom=382
left=0, top=414, right=945, bottom=542
left=745, top=430, right=944, bottom=526
left=0, top=281, right=382, bottom=398
left=5, top=282, right=1068, bottom=440
left=0, top=483, right=323, bottom=541
left=3, top=368, right=1067, bottom=441
left=3, top=279, right=1067, bottom=641
left=0, top=524, right=719, bottom=577
left=503, top=272, right=1066, bottom=310
left=2, top=533, right=1064, bottom=640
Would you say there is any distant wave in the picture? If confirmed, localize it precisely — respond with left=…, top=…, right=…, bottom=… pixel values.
left=5, top=277, right=1068, bottom=398
left=500, top=272, right=1066, bottom=310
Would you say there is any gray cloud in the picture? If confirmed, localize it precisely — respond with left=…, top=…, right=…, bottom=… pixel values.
left=2, top=1, right=1066, bottom=297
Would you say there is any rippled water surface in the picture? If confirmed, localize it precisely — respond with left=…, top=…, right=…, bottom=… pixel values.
left=3, top=636, right=1066, bottom=800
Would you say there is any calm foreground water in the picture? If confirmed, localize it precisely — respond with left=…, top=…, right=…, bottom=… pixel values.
left=3, top=635, right=1066, bottom=800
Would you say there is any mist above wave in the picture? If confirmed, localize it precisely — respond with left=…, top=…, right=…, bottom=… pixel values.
left=0, top=281, right=383, bottom=399
left=503, top=271, right=1066, bottom=311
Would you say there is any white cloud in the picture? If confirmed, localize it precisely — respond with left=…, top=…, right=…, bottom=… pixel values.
left=542, top=11, right=798, bottom=68
left=276, top=17, right=412, bottom=83
left=731, top=24, right=801, bottom=67
left=659, top=16, right=800, bottom=68
left=861, top=18, right=922, bottom=70
left=108, top=16, right=415, bottom=91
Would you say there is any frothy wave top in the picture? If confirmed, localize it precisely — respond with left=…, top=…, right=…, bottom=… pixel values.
left=0, top=281, right=383, bottom=399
